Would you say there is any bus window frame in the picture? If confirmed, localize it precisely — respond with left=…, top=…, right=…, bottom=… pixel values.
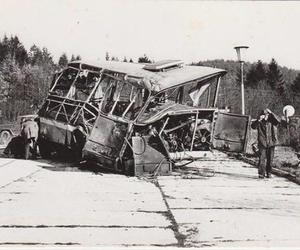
left=100, top=75, right=149, bottom=122
left=72, top=70, right=101, bottom=102
left=50, top=67, right=79, bottom=97
left=136, top=77, right=219, bottom=123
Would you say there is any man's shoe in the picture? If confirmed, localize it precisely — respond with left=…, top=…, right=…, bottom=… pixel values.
left=266, top=174, right=272, bottom=178
left=259, top=175, right=264, bottom=179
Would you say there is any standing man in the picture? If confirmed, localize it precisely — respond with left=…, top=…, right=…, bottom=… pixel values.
left=21, top=118, right=39, bottom=160
left=251, top=108, right=280, bottom=178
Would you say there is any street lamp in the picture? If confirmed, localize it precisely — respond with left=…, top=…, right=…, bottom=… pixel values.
left=234, top=46, right=249, bottom=115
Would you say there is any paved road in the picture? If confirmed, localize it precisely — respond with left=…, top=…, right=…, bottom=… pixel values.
left=0, top=152, right=300, bottom=247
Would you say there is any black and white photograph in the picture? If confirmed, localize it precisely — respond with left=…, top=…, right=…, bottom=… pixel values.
left=0, top=0, right=300, bottom=248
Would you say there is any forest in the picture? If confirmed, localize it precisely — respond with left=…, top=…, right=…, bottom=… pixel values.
left=193, top=59, right=300, bottom=117
left=1, top=35, right=300, bottom=122
left=0, top=35, right=82, bottom=122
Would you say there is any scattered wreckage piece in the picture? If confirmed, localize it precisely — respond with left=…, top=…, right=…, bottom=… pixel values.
left=38, top=60, right=250, bottom=176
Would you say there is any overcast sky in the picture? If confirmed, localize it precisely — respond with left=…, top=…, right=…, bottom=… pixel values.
left=1, top=0, right=300, bottom=69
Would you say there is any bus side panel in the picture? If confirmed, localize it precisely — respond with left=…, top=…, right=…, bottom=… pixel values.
left=39, top=118, right=74, bottom=147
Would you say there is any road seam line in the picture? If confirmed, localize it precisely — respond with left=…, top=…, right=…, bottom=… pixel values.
left=154, top=179, right=186, bottom=247
left=0, top=159, right=17, bottom=168
left=0, top=169, right=41, bottom=189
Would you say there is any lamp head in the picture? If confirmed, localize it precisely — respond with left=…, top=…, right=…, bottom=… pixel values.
left=234, top=46, right=249, bottom=62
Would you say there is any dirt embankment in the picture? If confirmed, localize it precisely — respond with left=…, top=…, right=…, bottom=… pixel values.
left=242, top=146, right=300, bottom=184
left=273, top=146, right=300, bottom=178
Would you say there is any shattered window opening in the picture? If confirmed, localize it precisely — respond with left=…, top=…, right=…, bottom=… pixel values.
left=51, top=68, right=79, bottom=97
left=67, top=71, right=101, bottom=101
left=139, top=77, right=218, bottom=121
left=100, top=76, right=148, bottom=121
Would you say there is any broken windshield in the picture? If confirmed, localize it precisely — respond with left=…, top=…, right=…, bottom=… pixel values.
left=51, top=67, right=78, bottom=97
left=67, top=70, right=101, bottom=101
left=138, top=77, right=218, bottom=122
left=100, top=76, right=149, bottom=121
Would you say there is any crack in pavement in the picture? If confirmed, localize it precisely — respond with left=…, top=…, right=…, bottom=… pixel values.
left=0, top=242, right=80, bottom=245
left=0, top=159, right=17, bottom=168
left=0, top=242, right=177, bottom=247
left=0, top=169, right=41, bottom=189
left=134, top=210, right=168, bottom=214
left=185, top=237, right=300, bottom=248
left=153, top=179, right=186, bottom=247
left=0, top=224, right=171, bottom=229
left=171, top=207, right=277, bottom=210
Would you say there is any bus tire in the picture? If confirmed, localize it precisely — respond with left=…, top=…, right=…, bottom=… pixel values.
left=38, top=138, right=52, bottom=159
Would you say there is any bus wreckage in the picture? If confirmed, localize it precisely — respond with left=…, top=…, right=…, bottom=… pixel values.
left=38, top=60, right=250, bottom=176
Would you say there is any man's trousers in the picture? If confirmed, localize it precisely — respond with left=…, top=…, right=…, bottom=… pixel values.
left=258, top=146, right=275, bottom=177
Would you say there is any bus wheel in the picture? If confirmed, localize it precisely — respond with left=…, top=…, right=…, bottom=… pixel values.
left=38, top=138, right=52, bottom=159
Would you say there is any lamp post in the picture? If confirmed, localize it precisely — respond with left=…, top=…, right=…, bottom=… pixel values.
left=234, top=46, right=249, bottom=115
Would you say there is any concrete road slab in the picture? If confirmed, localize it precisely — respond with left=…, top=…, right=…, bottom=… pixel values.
left=0, top=227, right=176, bottom=246
left=0, top=159, right=47, bottom=188
left=176, top=209, right=300, bottom=242
left=0, top=158, right=175, bottom=246
left=1, top=153, right=300, bottom=247
left=158, top=157, right=300, bottom=247
left=160, top=178, right=300, bottom=211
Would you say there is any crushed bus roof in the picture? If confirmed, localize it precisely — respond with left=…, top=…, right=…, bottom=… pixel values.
left=68, top=60, right=226, bottom=93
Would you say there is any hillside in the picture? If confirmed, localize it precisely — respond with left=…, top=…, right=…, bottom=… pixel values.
left=192, top=59, right=300, bottom=117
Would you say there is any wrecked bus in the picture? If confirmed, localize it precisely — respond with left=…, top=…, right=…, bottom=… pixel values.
left=38, top=60, right=250, bottom=175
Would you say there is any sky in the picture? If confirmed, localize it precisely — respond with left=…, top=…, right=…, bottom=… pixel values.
left=1, top=0, right=300, bottom=69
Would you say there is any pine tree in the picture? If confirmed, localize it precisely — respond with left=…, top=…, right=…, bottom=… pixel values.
left=245, top=60, right=266, bottom=87
left=28, top=45, right=43, bottom=65
left=0, top=35, right=9, bottom=62
left=138, top=54, right=151, bottom=63
left=255, top=60, right=266, bottom=82
left=235, top=65, right=241, bottom=85
left=267, top=58, right=285, bottom=91
left=291, top=73, right=300, bottom=92
left=0, top=35, right=28, bottom=66
left=70, top=54, right=76, bottom=62
left=41, top=47, right=54, bottom=65
left=0, top=57, right=24, bottom=120
left=105, top=52, right=110, bottom=61
left=123, top=57, right=128, bottom=62
left=0, top=35, right=67, bottom=121
left=245, top=64, right=257, bottom=87
left=69, top=54, right=82, bottom=62
left=9, top=35, right=28, bottom=67
left=58, top=53, right=68, bottom=67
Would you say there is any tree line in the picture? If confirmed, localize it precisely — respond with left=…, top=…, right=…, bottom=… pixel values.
left=105, top=52, right=152, bottom=63
left=193, top=59, right=300, bottom=117
left=1, top=34, right=299, bottom=122
left=0, top=35, right=81, bottom=122
left=0, top=35, right=154, bottom=122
